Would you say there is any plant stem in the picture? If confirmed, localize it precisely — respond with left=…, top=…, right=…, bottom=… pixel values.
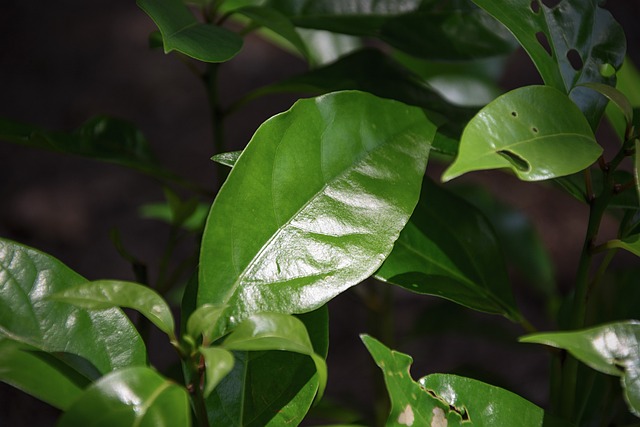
left=189, top=355, right=210, bottom=427
left=203, top=63, right=229, bottom=188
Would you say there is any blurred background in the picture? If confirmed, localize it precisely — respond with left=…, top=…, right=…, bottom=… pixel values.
left=1, top=1, right=639, bottom=425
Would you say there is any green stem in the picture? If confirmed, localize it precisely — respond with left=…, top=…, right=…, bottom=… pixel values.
left=189, top=355, right=210, bottom=427
left=203, top=63, right=229, bottom=188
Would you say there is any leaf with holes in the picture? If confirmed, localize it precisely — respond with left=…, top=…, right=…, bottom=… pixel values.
left=57, top=367, right=191, bottom=426
left=471, top=0, right=626, bottom=128
left=362, top=335, right=565, bottom=426
left=198, top=90, right=435, bottom=336
left=521, top=321, right=640, bottom=417
left=375, top=178, right=522, bottom=320
left=442, top=85, right=601, bottom=182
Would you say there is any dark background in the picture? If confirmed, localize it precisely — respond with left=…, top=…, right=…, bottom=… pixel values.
left=1, top=1, right=639, bottom=425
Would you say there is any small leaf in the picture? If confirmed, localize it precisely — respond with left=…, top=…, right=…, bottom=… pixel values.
left=606, top=234, right=640, bottom=258
left=186, top=304, right=227, bottom=343
left=521, top=321, right=640, bottom=417
left=198, top=91, right=435, bottom=336
left=137, top=0, right=242, bottom=62
left=139, top=201, right=209, bottom=232
left=199, top=347, right=234, bottom=397
left=222, top=312, right=327, bottom=400
left=442, top=85, right=601, bottom=182
left=361, top=335, right=561, bottom=426
left=376, top=178, right=521, bottom=320
left=211, top=150, right=242, bottom=168
left=57, top=367, right=191, bottom=426
left=50, top=280, right=175, bottom=338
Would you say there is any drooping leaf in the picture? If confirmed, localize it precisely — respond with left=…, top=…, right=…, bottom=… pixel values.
left=0, top=239, right=146, bottom=375
left=606, top=59, right=640, bottom=140
left=521, top=321, right=640, bottom=417
left=137, top=0, right=243, bottom=62
left=186, top=304, right=227, bottom=343
left=198, top=90, right=435, bottom=336
left=57, top=367, right=191, bottom=427
left=471, top=0, right=626, bottom=128
left=361, top=335, right=564, bottom=426
left=222, top=312, right=327, bottom=400
left=605, top=234, right=640, bottom=258
left=267, top=0, right=516, bottom=60
left=0, top=116, right=173, bottom=180
left=205, top=308, right=328, bottom=426
left=0, top=339, right=85, bottom=410
left=442, top=85, right=601, bottom=182
left=200, top=347, right=235, bottom=397
left=376, top=178, right=521, bottom=320
left=580, top=82, right=633, bottom=127
left=50, top=280, right=175, bottom=339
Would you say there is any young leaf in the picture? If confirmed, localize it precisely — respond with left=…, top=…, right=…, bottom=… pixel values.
left=0, top=239, right=146, bottom=374
left=471, top=0, right=626, bottom=128
left=199, top=347, right=235, bottom=397
left=442, top=85, right=601, bottom=182
left=603, top=234, right=640, bottom=258
left=137, top=0, right=242, bottom=62
left=376, top=178, right=521, bottom=320
left=139, top=201, right=209, bottom=232
left=521, top=321, right=640, bottom=417
left=211, top=150, right=242, bottom=168
left=222, top=312, right=327, bottom=400
left=50, top=280, right=176, bottom=339
left=198, top=90, right=436, bottom=336
left=361, top=335, right=563, bottom=426
left=186, top=304, right=227, bottom=343
left=57, top=367, right=191, bottom=426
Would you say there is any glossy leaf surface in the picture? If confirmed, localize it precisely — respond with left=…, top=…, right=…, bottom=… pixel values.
left=187, top=304, right=227, bottom=343
left=376, top=178, right=520, bottom=319
left=137, top=0, right=242, bottom=62
left=198, top=90, right=435, bottom=336
left=0, top=338, right=84, bottom=410
left=58, top=367, right=191, bottom=427
left=211, top=150, right=242, bottom=168
left=51, top=280, right=175, bottom=338
left=521, top=321, right=640, bottom=416
left=472, top=0, right=625, bottom=127
left=442, top=86, right=600, bottom=182
left=200, top=347, right=235, bottom=397
left=205, top=307, right=329, bottom=426
left=362, top=335, right=559, bottom=426
left=0, top=239, right=146, bottom=374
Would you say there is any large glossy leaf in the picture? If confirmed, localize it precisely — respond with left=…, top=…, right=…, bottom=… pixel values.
left=0, top=239, right=146, bottom=374
left=521, top=321, right=640, bottom=417
left=137, top=0, right=242, bottom=62
left=472, top=0, right=626, bottom=128
left=361, top=335, right=564, bottom=426
left=442, top=85, right=601, bottom=182
left=267, top=0, right=516, bottom=60
left=376, top=178, right=521, bottom=320
left=50, top=280, right=175, bottom=339
left=0, top=338, right=85, bottom=410
left=0, top=116, right=173, bottom=180
left=205, top=307, right=329, bottom=426
left=57, top=367, right=191, bottom=427
left=198, top=90, right=436, bottom=336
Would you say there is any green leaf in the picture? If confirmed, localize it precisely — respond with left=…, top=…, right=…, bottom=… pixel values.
left=361, top=335, right=561, bottom=426
left=186, top=304, right=227, bottom=343
left=521, top=321, right=640, bottom=417
left=0, top=239, right=146, bottom=374
left=139, top=201, right=209, bottom=232
left=50, top=280, right=175, bottom=339
left=0, top=339, right=85, bottom=410
left=296, top=29, right=362, bottom=66
left=442, top=85, right=601, bottom=182
left=198, top=90, right=435, bottom=336
left=579, top=82, right=634, bottom=128
left=606, top=234, right=640, bottom=258
left=553, top=169, right=639, bottom=209
left=137, top=0, right=243, bottom=62
left=199, top=347, right=235, bottom=397
left=471, top=0, right=626, bottom=128
left=0, top=116, right=173, bottom=180
left=211, top=150, right=242, bottom=168
left=376, top=178, right=520, bottom=319
left=58, top=367, right=191, bottom=427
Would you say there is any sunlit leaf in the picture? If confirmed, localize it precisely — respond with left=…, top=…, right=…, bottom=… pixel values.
left=200, top=347, right=235, bottom=397
left=198, top=90, right=435, bottom=336
left=0, top=239, right=146, bottom=375
left=58, top=367, right=191, bottom=426
left=137, top=0, right=242, bottom=62
left=296, top=29, right=362, bottom=66
left=376, top=178, right=521, bottom=319
left=50, top=280, right=175, bottom=338
left=442, top=85, right=601, bottom=182
left=361, top=335, right=564, bottom=426
left=521, top=321, right=640, bottom=417
left=472, top=0, right=626, bottom=128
